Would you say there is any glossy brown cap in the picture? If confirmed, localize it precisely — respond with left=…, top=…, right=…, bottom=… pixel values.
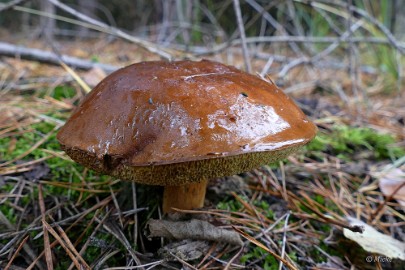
left=57, top=60, right=316, bottom=185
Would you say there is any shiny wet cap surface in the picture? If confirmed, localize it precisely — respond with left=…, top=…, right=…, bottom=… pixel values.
left=57, top=60, right=317, bottom=169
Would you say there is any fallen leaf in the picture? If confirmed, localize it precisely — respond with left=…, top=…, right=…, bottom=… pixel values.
left=343, top=217, right=405, bottom=260
left=146, top=219, right=243, bottom=246
left=378, top=168, right=405, bottom=206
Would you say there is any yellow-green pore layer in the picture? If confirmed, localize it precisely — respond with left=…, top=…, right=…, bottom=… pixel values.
left=61, top=144, right=302, bottom=185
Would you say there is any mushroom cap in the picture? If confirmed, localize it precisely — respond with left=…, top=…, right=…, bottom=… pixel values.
left=57, top=60, right=316, bottom=185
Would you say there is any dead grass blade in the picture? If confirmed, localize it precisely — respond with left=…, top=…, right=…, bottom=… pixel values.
left=289, top=191, right=364, bottom=233
left=59, top=61, right=91, bottom=93
left=42, top=219, right=91, bottom=270
left=26, top=197, right=112, bottom=269
left=232, top=226, right=298, bottom=270
left=40, top=180, right=115, bottom=193
left=0, top=156, right=52, bottom=176
left=4, top=235, right=29, bottom=270
left=69, top=209, right=109, bottom=270
left=96, top=219, right=144, bottom=268
left=38, top=183, right=54, bottom=270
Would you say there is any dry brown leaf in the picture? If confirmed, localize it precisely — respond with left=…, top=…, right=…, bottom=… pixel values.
left=378, top=168, right=405, bottom=206
left=146, top=219, right=243, bottom=246
left=343, top=217, right=405, bottom=260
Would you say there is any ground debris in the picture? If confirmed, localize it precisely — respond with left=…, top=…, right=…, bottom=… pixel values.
left=21, top=161, right=50, bottom=181
left=344, top=217, right=405, bottom=260
left=145, top=219, right=243, bottom=246
left=158, top=239, right=211, bottom=261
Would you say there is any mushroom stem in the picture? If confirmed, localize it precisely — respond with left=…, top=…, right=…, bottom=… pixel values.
left=162, top=179, right=208, bottom=213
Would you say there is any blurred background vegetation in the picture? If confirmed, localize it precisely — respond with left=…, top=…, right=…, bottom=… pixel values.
left=2, top=0, right=405, bottom=40
left=2, top=0, right=404, bottom=94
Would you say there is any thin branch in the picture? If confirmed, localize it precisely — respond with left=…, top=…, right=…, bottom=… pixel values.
left=192, top=36, right=405, bottom=56
left=0, top=42, right=119, bottom=73
left=279, top=213, right=291, bottom=270
left=277, top=19, right=364, bottom=77
left=0, top=0, right=29, bottom=12
left=347, top=0, right=359, bottom=98
left=245, top=0, right=304, bottom=56
left=304, top=0, right=405, bottom=54
left=46, top=0, right=182, bottom=60
left=233, top=0, right=252, bottom=73
left=38, top=184, right=54, bottom=270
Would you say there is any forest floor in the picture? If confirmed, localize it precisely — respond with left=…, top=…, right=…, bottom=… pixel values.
left=1, top=36, right=405, bottom=270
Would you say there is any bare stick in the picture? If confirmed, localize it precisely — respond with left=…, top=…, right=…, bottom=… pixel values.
left=277, top=19, right=364, bottom=77
left=278, top=213, right=291, bottom=270
left=0, top=0, right=29, bottom=12
left=245, top=0, right=304, bottom=56
left=308, top=0, right=405, bottom=54
left=46, top=0, right=180, bottom=60
left=0, top=42, right=119, bottom=72
left=38, top=184, right=54, bottom=270
left=347, top=0, right=359, bottom=98
left=131, top=182, right=138, bottom=249
left=233, top=0, right=252, bottom=73
left=193, top=36, right=405, bottom=56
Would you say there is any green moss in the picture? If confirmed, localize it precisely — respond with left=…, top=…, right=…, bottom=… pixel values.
left=51, top=85, right=77, bottom=100
left=306, top=125, right=404, bottom=161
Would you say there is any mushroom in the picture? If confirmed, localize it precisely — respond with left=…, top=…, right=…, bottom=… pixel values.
left=57, top=60, right=317, bottom=213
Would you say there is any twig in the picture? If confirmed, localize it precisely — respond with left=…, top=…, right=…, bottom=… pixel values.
left=0, top=0, right=29, bottom=12
left=42, top=220, right=91, bottom=269
left=277, top=19, right=364, bottom=77
left=306, top=0, right=405, bottom=54
left=347, top=0, right=360, bottom=100
left=131, top=182, right=139, bottom=250
left=192, top=36, right=405, bottom=56
left=0, top=42, right=119, bottom=73
left=223, top=246, right=244, bottom=270
left=4, top=235, right=29, bottom=270
left=245, top=0, right=304, bottom=56
left=233, top=226, right=299, bottom=270
left=278, top=213, right=291, bottom=270
left=102, top=261, right=165, bottom=270
left=69, top=209, right=111, bottom=270
left=232, top=0, right=252, bottom=73
left=26, top=198, right=112, bottom=269
left=46, top=0, right=180, bottom=60
left=98, top=220, right=144, bottom=268
left=38, top=184, right=54, bottom=270
left=0, top=196, right=112, bottom=240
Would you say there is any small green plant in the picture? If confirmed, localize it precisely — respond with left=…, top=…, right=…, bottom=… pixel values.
left=253, top=200, right=274, bottom=220
left=241, top=246, right=279, bottom=270
left=217, top=197, right=243, bottom=211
